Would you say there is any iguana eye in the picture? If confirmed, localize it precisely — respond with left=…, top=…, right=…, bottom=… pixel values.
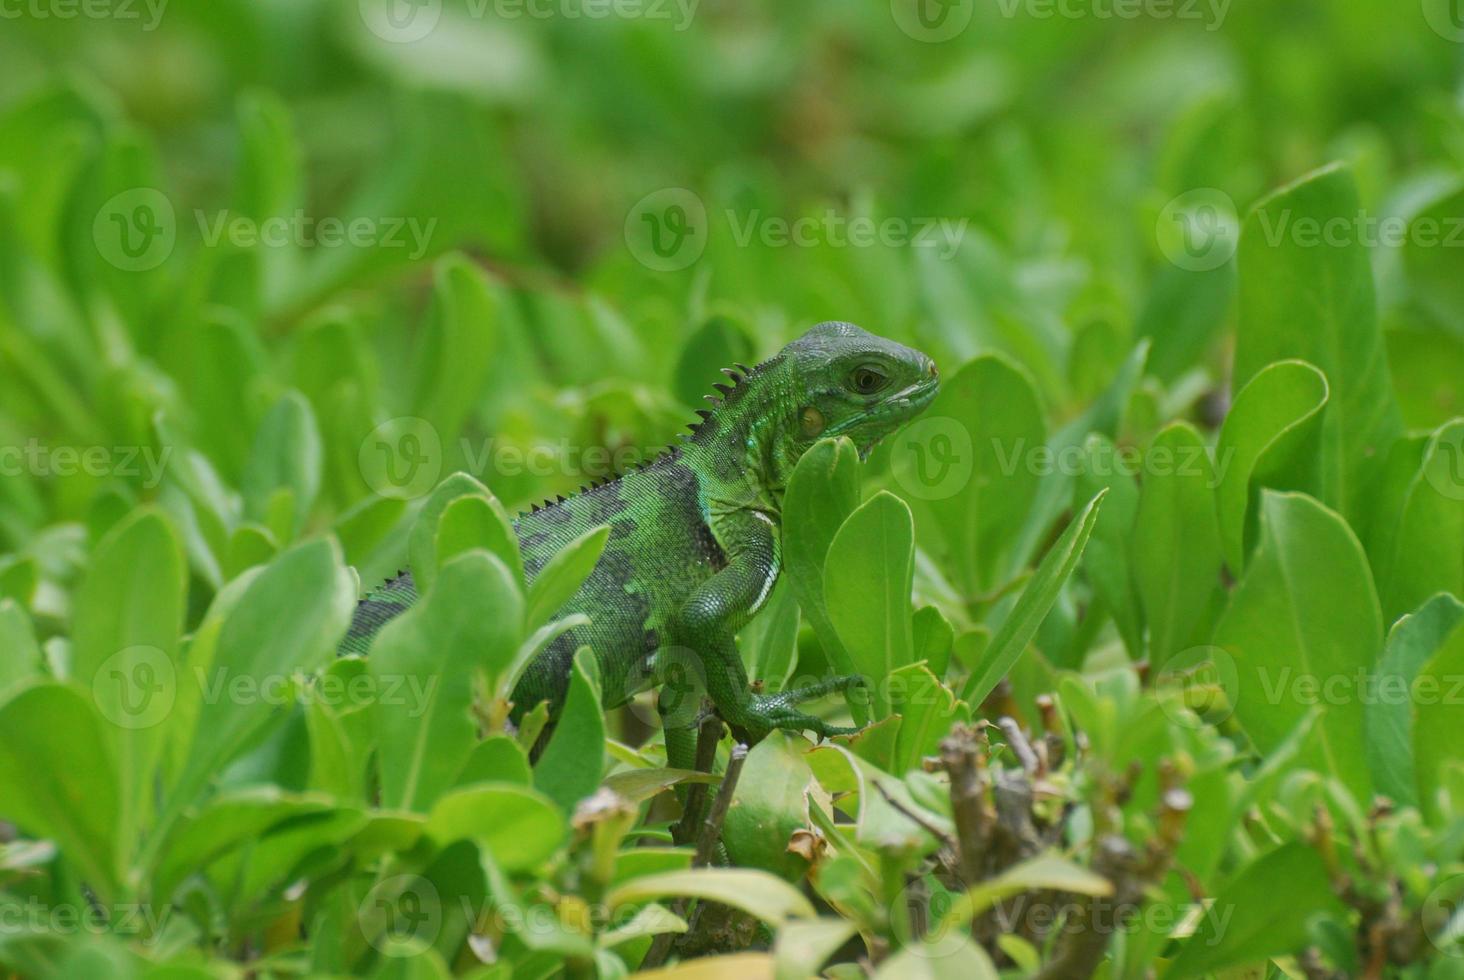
left=849, top=365, right=887, bottom=395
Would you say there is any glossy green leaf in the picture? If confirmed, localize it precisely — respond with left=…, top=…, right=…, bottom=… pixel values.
left=410, top=255, right=499, bottom=442
left=825, top=492, right=915, bottom=717
left=722, top=732, right=823, bottom=880
left=1413, top=621, right=1464, bottom=822
left=171, top=539, right=355, bottom=815
left=897, top=354, right=1045, bottom=596
left=1212, top=492, right=1381, bottom=801
left=1215, top=360, right=1329, bottom=573
left=1166, top=843, right=1347, bottom=978
left=533, top=647, right=606, bottom=813
left=526, top=525, right=609, bottom=631
left=69, top=509, right=185, bottom=855
left=434, top=491, right=524, bottom=589
left=1369, top=420, right=1464, bottom=622
left=1365, top=594, right=1464, bottom=807
left=242, top=391, right=322, bottom=542
left=0, top=599, right=41, bottom=696
left=374, top=551, right=523, bottom=811
left=1236, top=163, right=1401, bottom=523
left=672, top=314, right=756, bottom=408
left=782, top=437, right=862, bottom=697
left=425, top=783, right=566, bottom=872
left=408, top=472, right=493, bottom=595
left=1072, top=434, right=1142, bottom=658
left=607, top=868, right=816, bottom=925
left=1131, top=423, right=1223, bottom=668
left=962, top=490, right=1106, bottom=705
left=0, top=683, right=121, bottom=901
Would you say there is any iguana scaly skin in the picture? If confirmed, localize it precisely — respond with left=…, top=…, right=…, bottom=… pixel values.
left=341, top=321, right=938, bottom=769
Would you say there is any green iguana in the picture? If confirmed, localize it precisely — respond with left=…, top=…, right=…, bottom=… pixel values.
left=341, top=321, right=939, bottom=773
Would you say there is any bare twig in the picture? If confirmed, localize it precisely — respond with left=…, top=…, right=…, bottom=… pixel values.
left=997, top=716, right=1041, bottom=776
left=642, top=743, right=750, bottom=969
left=875, top=780, right=956, bottom=850
left=693, top=743, right=748, bottom=868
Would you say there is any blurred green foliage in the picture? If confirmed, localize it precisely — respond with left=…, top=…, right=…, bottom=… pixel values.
left=3, top=1, right=1464, bottom=976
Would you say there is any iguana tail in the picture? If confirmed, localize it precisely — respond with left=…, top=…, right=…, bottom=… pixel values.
left=339, top=569, right=418, bottom=656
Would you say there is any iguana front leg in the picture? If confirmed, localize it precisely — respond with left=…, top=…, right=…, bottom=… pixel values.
left=670, top=509, right=864, bottom=747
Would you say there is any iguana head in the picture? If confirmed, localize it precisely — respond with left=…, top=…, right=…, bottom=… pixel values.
left=690, top=321, right=937, bottom=493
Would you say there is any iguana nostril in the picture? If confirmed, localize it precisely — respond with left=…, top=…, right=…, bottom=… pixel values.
left=928, top=360, right=939, bottom=379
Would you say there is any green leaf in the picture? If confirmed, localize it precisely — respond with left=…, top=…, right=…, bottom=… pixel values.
left=410, top=255, right=499, bottom=441
left=962, top=490, right=1106, bottom=705
left=152, top=787, right=337, bottom=899
left=434, top=492, right=524, bottom=589
left=1236, top=163, right=1401, bottom=524
left=69, top=509, right=185, bottom=852
left=0, top=683, right=122, bottom=901
left=533, top=647, right=606, bottom=814
left=375, top=551, right=524, bottom=811
left=1215, top=360, right=1329, bottom=573
left=1412, top=620, right=1464, bottom=822
left=896, top=354, right=1045, bottom=596
left=1166, top=842, right=1347, bottom=978
left=526, top=525, right=609, bottom=630
left=1365, top=594, right=1464, bottom=807
left=600, top=767, right=718, bottom=804
left=872, top=937, right=998, bottom=979
left=944, top=852, right=1112, bottom=928
left=408, top=472, right=493, bottom=596
left=782, top=437, right=862, bottom=699
left=890, top=663, right=968, bottom=775
left=825, top=492, right=915, bottom=717
left=1073, top=434, right=1142, bottom=658
left=425, top=783, right=566, bottom=872
left=1012, top=341, right=1146, bottom=570
left=607, top=868, right=816, bottom=925
left=455, top=734, right=533, bottom=788
left=1369, top=420, right=1464, bottom=622
left=0, top=599, right=41, bottom=696
left=723, top=732, right=823, bottom=880
left=1213, top=492, right=1381, bottom=801
left=773, top=919, right=856, bottom=980
left=1402, top=182, right=1464, bottom=334
left=172, top=539, right=355, bottom=816
left=740, top=576, right=800, bottom=692
left=672, top=314, right=755, bottom=408
left=242, top=391, right=322, bottom=542
left=1131, top=423, right=1223, bottom=668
